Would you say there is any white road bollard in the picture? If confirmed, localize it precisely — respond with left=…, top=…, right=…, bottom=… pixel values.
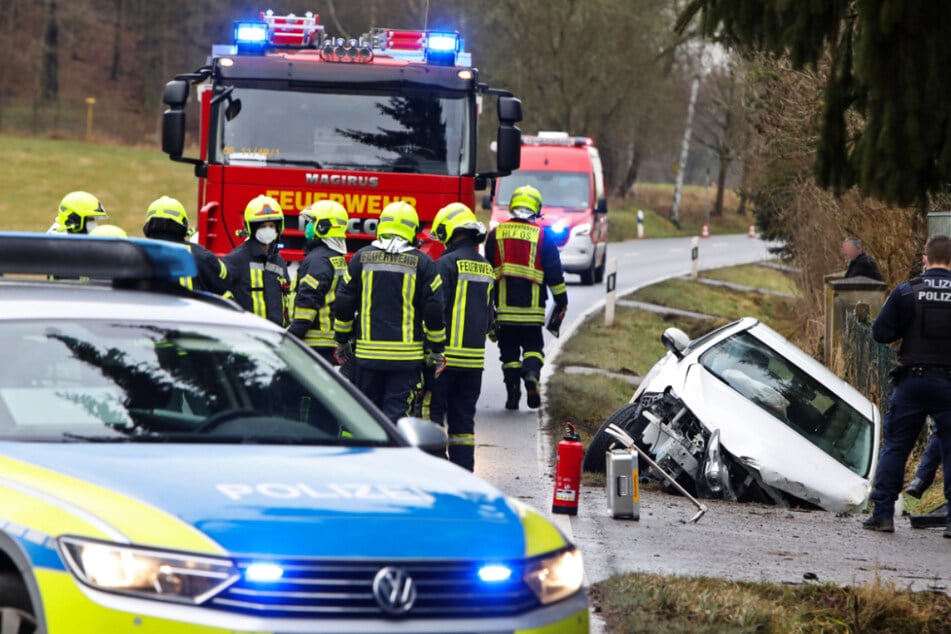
left=690, top=236, right=699, bottom=280
left=604, top=257, right=618, bottom=327
left=606, top=448, right=639, bottom=520
left=637, top=209, right=644, bottom=239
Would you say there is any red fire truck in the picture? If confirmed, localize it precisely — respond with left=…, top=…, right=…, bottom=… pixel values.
left=161, top=10, right=522, bottom=262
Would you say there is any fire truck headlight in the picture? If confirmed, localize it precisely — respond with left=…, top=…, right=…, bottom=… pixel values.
left=570, top=223, right=592, bottom=238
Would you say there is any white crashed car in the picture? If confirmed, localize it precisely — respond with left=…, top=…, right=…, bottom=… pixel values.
left=584, top=318, right=881, bottom=513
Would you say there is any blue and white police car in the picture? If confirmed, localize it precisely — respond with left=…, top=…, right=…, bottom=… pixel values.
left=0, top=234, right=588, bottom=633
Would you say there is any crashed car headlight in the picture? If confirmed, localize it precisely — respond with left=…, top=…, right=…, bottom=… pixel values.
left=703, top=428, right=732, bottom=497
left=524, top=547, right=584, bottom=604
left=59, top=537, right=238, bottom=603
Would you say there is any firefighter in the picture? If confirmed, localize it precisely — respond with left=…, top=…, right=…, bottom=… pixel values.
left=333, top=201, right=446, bottom=423
left=49, top=191, right=108, bottom=234
left=288, top=200, right=349, bottom=364
left=143, top=196, right=229, bottom=295
left=222, top=195, right=290, bottom=326
left=427, top=202, right=495, bottom=470
left=484, top=185, right=568, bottom=410
left=88, top=225, right=128, bottom=238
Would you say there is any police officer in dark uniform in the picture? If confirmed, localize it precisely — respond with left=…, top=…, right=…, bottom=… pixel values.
left=222, top=195, right=290, bottom=326
left=333, top=201, right=446, bottom=423
left=288, top=200, right=349, bottom=364
left=427, top=202, right=495, bottom=470
left=143, top=196, right=229, bottom=294
left=863, top=234, right=951, bottom=537
left=484, top=185, right=568, bottom=410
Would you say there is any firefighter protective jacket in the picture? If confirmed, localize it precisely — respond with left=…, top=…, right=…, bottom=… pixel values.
left=484, top=219, right=568, bottom=325
left=222, top=239, right=290, bottom=326
left=148, top=231, right=229, bottom=295
left=288, top=240, right=347, bottom=350
left=436, top=238, right=495, bottom=370
left=333, top=244, right=446, bottom=370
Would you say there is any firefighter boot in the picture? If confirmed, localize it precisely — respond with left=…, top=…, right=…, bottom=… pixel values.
left=503, top=367, right=522, bottom=410
left=524, top=372, right=541, bottom=409
left=504, top=381, right=521, bottom=410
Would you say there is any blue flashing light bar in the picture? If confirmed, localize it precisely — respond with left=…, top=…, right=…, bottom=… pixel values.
left=234, top=21, right=269, bottom=54
left=427, top=32, right=459, bottom=52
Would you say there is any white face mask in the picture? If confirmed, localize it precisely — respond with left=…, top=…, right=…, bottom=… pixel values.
left=85, top=219, right=99, bottom=233
left=325, top=237, right=347, bottom=254
left=255, top=226, right=278, bottom=245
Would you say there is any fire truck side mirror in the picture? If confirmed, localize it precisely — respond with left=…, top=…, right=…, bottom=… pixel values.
left=482, top=193, right=492, bottom=211
left=162, top=110, right=186, bottom=158
left=162, top=80, right=189, bottom=107
left=497, top=96, right=522, bottom=123
left=496, top=124, right=521, bottom=175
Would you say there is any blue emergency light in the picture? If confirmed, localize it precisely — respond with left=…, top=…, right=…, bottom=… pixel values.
left=477, top=564, right=513, bottom=583
left=244, top=562, right=284, bottom=582
left=234, top=21, right=269, bottom=54
left=424, top=31, right=460, bottom=66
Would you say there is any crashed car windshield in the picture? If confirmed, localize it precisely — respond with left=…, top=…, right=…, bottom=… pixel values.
left=699, top=332, right=874, bottom=477
left=0, top=320, right=391, bottom=445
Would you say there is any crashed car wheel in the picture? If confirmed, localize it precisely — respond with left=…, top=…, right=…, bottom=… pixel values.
left=582, top=401, right=651, bottom=472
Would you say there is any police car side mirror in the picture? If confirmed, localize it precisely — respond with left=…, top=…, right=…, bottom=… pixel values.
left=397, top=417, right=448, bottom=457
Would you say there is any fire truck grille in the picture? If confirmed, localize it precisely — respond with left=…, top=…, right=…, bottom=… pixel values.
left=209, top=558, right=539, bottom=618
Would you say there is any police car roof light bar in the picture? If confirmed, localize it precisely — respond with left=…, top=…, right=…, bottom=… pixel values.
left=0, top=233, right=198, bottom=282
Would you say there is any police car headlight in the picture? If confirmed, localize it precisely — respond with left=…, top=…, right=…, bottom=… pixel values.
left=59, top=537, right=239, bottom=603
left=523, top=547, right=584, bottom=604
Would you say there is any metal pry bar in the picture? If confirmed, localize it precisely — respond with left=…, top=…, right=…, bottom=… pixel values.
left=605, top=423, right=708, bottom=523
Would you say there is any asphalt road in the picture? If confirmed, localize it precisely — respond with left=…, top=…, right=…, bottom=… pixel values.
left=472, top=233, right=951, bottom=613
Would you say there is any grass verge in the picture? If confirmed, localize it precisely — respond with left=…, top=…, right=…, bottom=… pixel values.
left=591, top=573, right=951, bottom=634
left=0, top=133, right=195, bottom=235
left=701, top=263, right=799, bottom=295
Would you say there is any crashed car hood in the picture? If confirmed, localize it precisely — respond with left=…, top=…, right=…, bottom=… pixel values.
left=680, top=365, right=873, bottom=512
left=0, top=444, right=529, bottom=559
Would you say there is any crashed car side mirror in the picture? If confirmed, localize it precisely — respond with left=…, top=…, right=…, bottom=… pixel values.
left=661, top=327, right=690, bottom=359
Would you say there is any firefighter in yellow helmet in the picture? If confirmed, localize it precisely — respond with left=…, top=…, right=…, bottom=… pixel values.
left=143, top=196, right=229, bottom=295
left=88, top=224, right=128, bottom=238
left=288, top=200, right=350, bottom=364
left=425, top=202, right=494, bottom=470
left=49, top=191, right=108, bottom=234
left=333, top=201, right=446, bottom=423
left=222, top=195, right=291, bottom=326
left=484, top=184, right=568, bottom=410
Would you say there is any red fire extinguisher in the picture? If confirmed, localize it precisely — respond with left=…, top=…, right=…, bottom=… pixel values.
left=552, top=422, right=584, bottom=516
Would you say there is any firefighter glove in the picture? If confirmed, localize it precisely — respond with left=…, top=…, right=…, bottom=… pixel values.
left=546, top=306, right=568, bottom=337
left=333, top=342, right=353, bottom=366
left=426, top=351, right=447, bottom=378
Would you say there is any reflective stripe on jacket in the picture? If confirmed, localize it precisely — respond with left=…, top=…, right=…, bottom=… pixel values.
left=485, top=220, right=567, bottom=325
left=222, top=240, right=290, bottom=326
left=333, top=245, right=446, bottom=369
left=437, top=240, right=494, bottom=369
left=288, top=242, right=347, bottom=349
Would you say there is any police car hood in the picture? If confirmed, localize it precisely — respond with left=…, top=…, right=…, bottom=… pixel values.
left=4, top=444, right=530, bottom=559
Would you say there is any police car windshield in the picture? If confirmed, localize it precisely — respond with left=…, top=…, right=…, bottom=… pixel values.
left=0, top=321, right=393, bottom=445
left=215, top=86, right=471, bottom=176
left=496, top=172, right=591, bottom=209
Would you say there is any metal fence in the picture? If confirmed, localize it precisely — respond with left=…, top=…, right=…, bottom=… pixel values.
left=842, top=311, right=896, bottom=411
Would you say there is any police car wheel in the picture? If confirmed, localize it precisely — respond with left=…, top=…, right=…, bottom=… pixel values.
left=0, top=574, right=35, bottom=634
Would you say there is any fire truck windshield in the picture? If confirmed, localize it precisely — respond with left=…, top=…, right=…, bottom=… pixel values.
left=214, top=87, right=471, bottom=176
